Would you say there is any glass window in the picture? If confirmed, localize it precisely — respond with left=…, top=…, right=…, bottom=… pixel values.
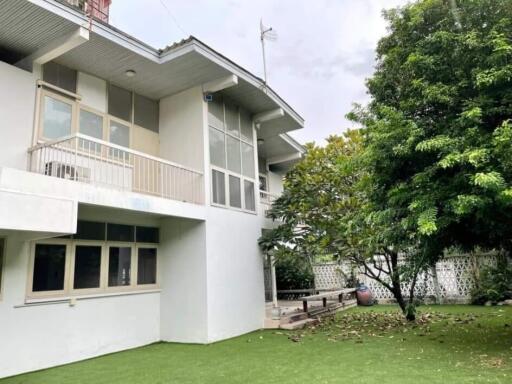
left=79, top=109, right=103, bottom=152
left=75, top=221, right=106, bottom=241
left=108, top=84, right=132, bottom=122
left=229, top=175, right=241, bottom=208
left=107, top=224, right=134, bottom=242
left=73, top=245, right=102, bottom=289
left=136, top=226, right=159, bottom=244
left=244, top=180, right=256, bottom=211
left=42, top=96, right=72, bottom=139
left=209, top=127, right=226, bottom=168
left=208, top=98, right=224, bottom=130
left=226, top=136, right=241, bottom=173
left=242, top=142, right=255, bottom=178
left=225, top=102, right=239, bottom=137
left=259, top=175, right=268, bottom=192
left=134, top=93, right=159, bottom=133
left=43, top=62, right=77, bottom=93
left=212, top=169, right=226, bottom=205
left=109, top=120, right=130, bottom=148
left=240, top=110, right=253, bottom=143
left=108, top=247, right=131, bottom=287
left=32, top=244, right=66, bottom=292
left=137, top=248, right=157, bottom=285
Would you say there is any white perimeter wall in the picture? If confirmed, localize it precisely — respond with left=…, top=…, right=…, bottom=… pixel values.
left=0, top=61, right=37, bottom=170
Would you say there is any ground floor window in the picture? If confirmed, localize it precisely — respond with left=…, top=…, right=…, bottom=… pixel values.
left=28, top=221, right=159, bottom=299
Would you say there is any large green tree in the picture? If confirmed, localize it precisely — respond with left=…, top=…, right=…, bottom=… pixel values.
left=261, top=0, right=512, bottom=320
left=351, top=0, right=512, bottom=257
left=260, top=131, right=428, bottom=320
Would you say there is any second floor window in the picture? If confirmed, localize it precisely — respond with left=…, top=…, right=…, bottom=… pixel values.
left=208, top=96, right=256, bottom=212
left=39, top=63, right=159, bottom=150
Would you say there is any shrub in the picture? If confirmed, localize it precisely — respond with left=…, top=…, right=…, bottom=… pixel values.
left=275, top=251, right=314, bottom=291
left=471, top=259, right=512, bottom=305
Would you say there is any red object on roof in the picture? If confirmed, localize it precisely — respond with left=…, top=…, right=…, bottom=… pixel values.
left=87, top=0, right=111, bottom=23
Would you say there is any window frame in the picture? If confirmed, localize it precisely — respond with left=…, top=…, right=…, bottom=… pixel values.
left=208, top=98, right=257, bottom=214
left=135, top=244, right=159, bottom=288
left=26, top=238, right=159, bottom=300
left=26, top=239, right=71, bottom=300
left=69, top=240, right=105, bottom=295
left=105, top=242, right=136, bottom=291
left=38, top=89, right=78, bottom=142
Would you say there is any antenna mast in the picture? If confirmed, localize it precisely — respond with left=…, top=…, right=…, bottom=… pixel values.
left=260, top=19, right=277, bottom=87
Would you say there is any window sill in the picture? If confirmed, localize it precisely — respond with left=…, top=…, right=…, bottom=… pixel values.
left=15, top=288, right=161, bottom=308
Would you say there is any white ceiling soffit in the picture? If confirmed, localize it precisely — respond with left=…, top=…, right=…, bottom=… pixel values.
left=258, top=133, right=305, bottom=162
left=1, top=0, right=304, bottom=136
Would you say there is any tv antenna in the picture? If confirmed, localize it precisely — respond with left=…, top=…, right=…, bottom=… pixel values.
left=260, top=19, right=277, bottom=86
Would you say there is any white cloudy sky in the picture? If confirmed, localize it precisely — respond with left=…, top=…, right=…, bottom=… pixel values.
left=109, top=0, right=409, bottom=144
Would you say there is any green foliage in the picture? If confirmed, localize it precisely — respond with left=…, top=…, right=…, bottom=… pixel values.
left=350, top=0, right=512, bottom=256
left=274, top=250, right=314, bottom=291
left=471, top=260, right=512, bottom=305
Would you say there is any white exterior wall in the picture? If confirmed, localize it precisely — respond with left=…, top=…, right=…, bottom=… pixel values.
left=204, top=208, right=266, bottom=342
left=159, top=86, right=205, bottom=172
left=160, top=217, right=208, bottom=343
left=0, top=61, right=37, bottom=170
left=0, top=58, right=285, bottom=377
left=268, top=170, right=285, bottom=196
left=0, top=236, right=161, bottom=379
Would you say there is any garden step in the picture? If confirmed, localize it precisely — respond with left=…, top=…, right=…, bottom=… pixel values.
left=280, top=318, right=318, bottom=330
left=281, top=312, right=309, bottom=324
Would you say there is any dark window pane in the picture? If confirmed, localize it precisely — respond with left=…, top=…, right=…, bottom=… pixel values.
left=43, top=62, right=77, bottom=93
left=212, top=170, right=225, bottom=205
left=108, top=247, right=131, bottom=286
left=73, top=245, right=101, bottom=289
left=136, top=227, right=159, bottom=243
left=107, top=223, right=134, bottom=242
left=229, top=175, right=241, bottom=208
left=244, top=180, right=256, bottom=211
left=75, top=221, right=105, bottom=241
left=108, top=84, right=132, bottom=122
left=137, top=248, right=157, bottom=285
left=134, top=93, right=159, bottom=132
left=33, top=244, right=66, bottom=292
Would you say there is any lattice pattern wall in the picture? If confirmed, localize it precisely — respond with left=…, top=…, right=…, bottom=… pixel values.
left=312, top=254, right=500, bottom=304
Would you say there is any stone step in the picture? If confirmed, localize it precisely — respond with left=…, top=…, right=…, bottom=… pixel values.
left=280, top=318, right=318, bottom=330
left=281, top=312, right=308, bottom=324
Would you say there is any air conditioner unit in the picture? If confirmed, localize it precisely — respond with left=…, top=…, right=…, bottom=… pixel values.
left=45, top=161, right=91, bottom=183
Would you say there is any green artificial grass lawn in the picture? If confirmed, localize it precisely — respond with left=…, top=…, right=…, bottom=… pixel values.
left=2, top=305, right=511, bottom=384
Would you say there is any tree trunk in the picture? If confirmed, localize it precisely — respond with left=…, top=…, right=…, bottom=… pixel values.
left=389, top=251, right=416, bottom=321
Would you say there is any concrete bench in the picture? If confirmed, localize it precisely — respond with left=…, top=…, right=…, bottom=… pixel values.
left=302, top=288, right=356, bottom=313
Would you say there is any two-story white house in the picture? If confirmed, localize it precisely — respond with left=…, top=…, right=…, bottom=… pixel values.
left=0, top=0, right=305, bottom=378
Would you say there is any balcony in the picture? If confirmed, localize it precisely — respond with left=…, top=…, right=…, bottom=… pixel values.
left=27, top=133, right=204, bottom=205
left=259, top=190, right=278, bottom=217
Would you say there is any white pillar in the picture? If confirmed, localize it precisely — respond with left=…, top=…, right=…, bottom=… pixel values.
left=270, top=254, right=278, bottom=308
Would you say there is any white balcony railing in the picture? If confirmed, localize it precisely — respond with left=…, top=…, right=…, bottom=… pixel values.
left=27, top=133, right=204, bottom=205
left=259, top=190, right=278, bottom=217
left=259, top=190, right=278, bottom=206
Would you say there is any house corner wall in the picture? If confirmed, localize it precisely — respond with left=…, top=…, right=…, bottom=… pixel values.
left=0, top=61, right=37, bottom=170
left=159, top=217, right=209, bottom=343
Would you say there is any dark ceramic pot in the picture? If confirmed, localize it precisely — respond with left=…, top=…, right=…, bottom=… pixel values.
left=356, top=284, right=373, bottom=306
